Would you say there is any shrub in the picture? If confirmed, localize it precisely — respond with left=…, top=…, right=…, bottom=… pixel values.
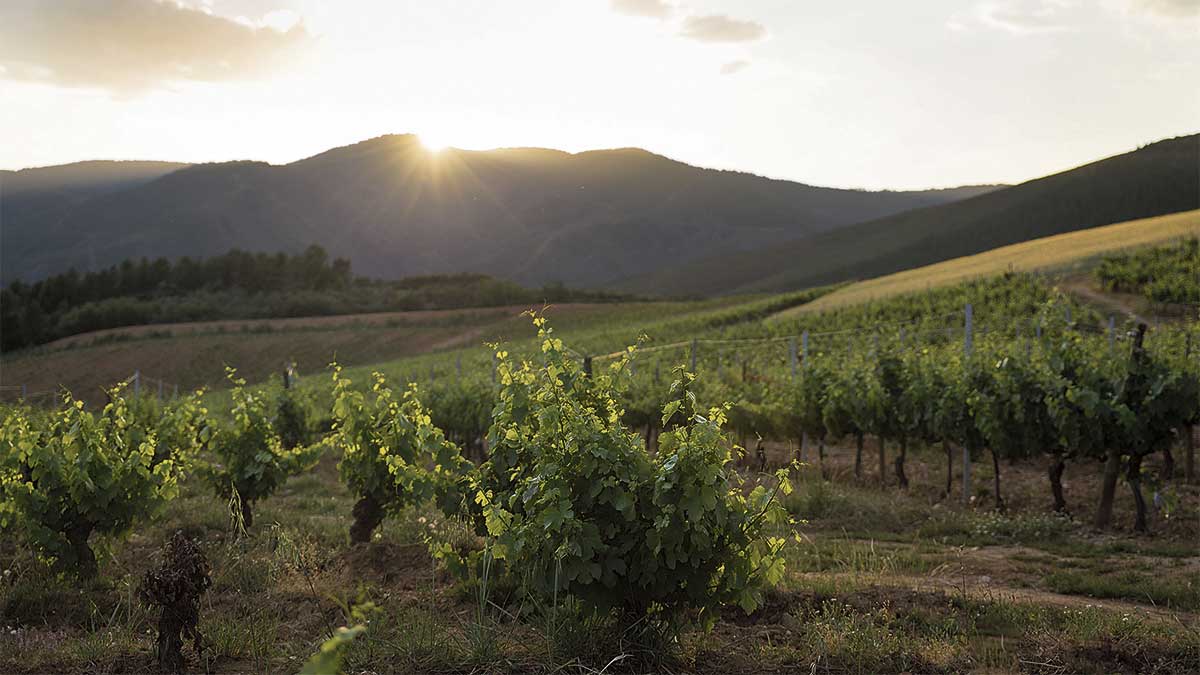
left=328, top=365, right=471, bottom=543
left=207, top=368, right=320, bottom=529
left=274, top=385, right=313, bottom=451
left=473, top=314, right=793, bottom=634
left=0, top=387, right=204, bottom=577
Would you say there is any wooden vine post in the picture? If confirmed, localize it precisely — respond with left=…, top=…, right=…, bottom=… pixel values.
left=801, top=331, right=810, bottom=462
left=963, top=303, right=973, bottom=504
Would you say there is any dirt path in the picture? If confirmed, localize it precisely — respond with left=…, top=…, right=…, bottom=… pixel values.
left=797, top=523, right=1200, bottom=626
left=1060, top=275, right=1148, bottom=324
left=799, top=568, right=1200, bottom=626
left=930, top=543, right=1199, bottom=622
left=38, top=304, right=555, bottom=351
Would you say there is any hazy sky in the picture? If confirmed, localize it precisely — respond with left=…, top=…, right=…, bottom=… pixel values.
left=1, top=0, right=1197, bottom=189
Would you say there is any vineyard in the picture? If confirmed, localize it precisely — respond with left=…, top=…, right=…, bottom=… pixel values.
left=1096, top=237, right=1200, bottom=306
left=2, top=271, right=1199, bottom=673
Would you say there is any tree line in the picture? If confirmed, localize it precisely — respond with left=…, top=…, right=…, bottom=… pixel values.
left=1, top=246, right=351, bottom=350
left=0, top=246, right=635, bottom=352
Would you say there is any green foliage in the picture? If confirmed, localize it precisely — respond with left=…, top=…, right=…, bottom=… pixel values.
left=820, top=351, right=882, bottom=445
left=1096, top=238, right=1200, bottom=304
left=0, top=386, right=205, bottom=575
left=274, top=385, right=313, bottom=451
left=207, top=368, right=320, bottom=524
left=299, top=625, right=366, bottom=675
left=1115, top=342, right=1200, bottom=459
left=785, top=358, right=834, bottom=443
left=473, top=314, right=793, bottom=631
left=299, top=599, right=379, bottom=675
left=422, top=378, right=494, bottom=458
left=327, top=365, right=472, bottom=535
left=968, top=350, right=1053, bottom=466
left=1041, top=337, right=1121, bottom=463
left=1038, top=328, right=1199, bottom=465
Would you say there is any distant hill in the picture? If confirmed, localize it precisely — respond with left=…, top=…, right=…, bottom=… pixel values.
left=1, top=159, right=189, bottom=223
left=2, top=160, right=191, bottom=277
left=622, top=135, right=1200, bottom=295
left=774, top=209, right=1200, bottom=317
left=0, top=135, right=997, bottom=286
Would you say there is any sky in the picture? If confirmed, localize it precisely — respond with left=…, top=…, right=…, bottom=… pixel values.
left=0, top=0, right=1197, bottom=190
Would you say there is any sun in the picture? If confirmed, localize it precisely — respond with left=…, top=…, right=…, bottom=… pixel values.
left=418, top=133, right=449, bottom=153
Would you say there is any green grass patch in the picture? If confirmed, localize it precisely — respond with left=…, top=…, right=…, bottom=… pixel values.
left=1044, top=569, right=1200, bottom=612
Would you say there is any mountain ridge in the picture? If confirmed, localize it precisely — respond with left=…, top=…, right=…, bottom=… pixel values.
left=0, top=134, right=1001, bottom=287
left=615, top=134, right=1200, bottom=296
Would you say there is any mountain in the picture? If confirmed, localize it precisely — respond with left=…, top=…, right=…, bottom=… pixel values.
left=2, top=160, right=191, bottom=278
left=2, top=160, right=189, bottom=222
left=0, top=135, right=998, bottom=286
left=619, top=134, right=1200, bottom=296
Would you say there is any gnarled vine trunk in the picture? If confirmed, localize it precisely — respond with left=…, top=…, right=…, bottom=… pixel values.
left=140, top=532, right=211, bottom=674
left=1095, top=448, right=1121, bottom=529
left=66, top=521, right=97, bottom=579
left=818, top=439, right=827, bottom=480
left=944, top=441, right=953, bottom=498
left=240, top=499, right=254, bottom=530
left=350, top=494, right=385, bottom=544
left=878, top=437, right=887, bottom=484
left=155, top=607, right=187, bottom=672
left=1161, top=447, right=1175, bottom=482
left=1048, top=453, right=1068, bottom=514
left=1187, top=426, right=1196, bottom=484
left=1127, top=453, right=1148, bottom=533
left=855, top=433, right=864, bottom=479
left=894, top=437, right=909, bottom=489
left=991, top=449, right=1005, bottom=512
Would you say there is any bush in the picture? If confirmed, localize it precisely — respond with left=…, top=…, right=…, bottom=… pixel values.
left=328, top=366, right=471, bottom=543
left=473, top=314, right=793, bottom=634
left=274, top=385, right=313, bottom=451
left=0, top=387, right=204, bottom=577
left=207, top=369, right=320, bottom=529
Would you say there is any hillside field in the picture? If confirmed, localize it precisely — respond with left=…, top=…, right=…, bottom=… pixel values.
left=778, top=209, right=1200, bottom=317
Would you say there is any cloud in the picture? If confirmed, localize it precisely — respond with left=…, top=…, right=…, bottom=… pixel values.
left=0, top=0, right=311, bottom=95
left=720, top=60, right=750, bottom=75
left=679, top=14, right=767, bottom=43
left=1130, top=0, right=1200, bottom=16
left=610, top=0, right=673, bottom=20
left=974, top=0, right=1081, bottom=34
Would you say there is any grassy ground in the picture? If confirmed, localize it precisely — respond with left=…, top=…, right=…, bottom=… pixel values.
left=776, top=209, right=1200, bottom=317
left=2, top=441, right=1196, bottom=674
left=0, top=299, right=738, bottom=409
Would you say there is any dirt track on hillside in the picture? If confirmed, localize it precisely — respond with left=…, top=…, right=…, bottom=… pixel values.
left=40, top=304, right=586, bottom=350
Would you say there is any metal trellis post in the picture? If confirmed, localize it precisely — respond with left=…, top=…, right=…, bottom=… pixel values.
left=789, top=336, right=797, bottom=380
